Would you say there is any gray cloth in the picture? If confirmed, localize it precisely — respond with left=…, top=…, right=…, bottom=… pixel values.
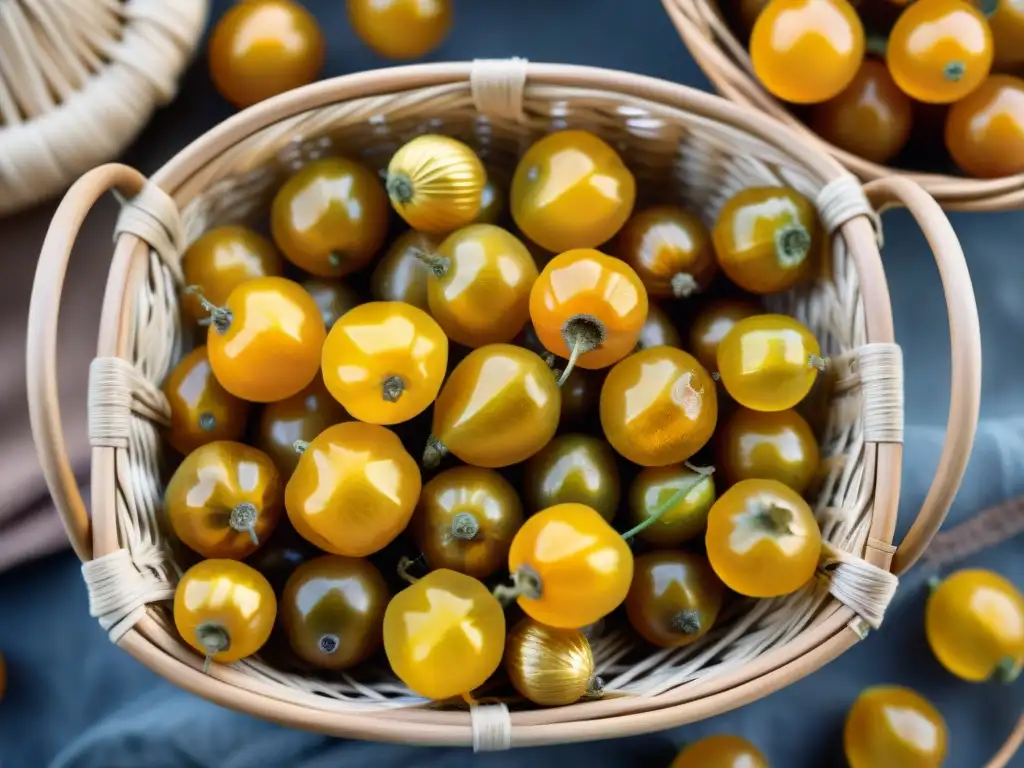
left=1, top=0, right=1022, bottom=765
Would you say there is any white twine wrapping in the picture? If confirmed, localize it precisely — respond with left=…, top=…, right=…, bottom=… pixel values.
left=471, top=703, right=513, bottom=752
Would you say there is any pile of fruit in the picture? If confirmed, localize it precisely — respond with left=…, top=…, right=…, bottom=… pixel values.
left=729, top=0, right=1024, bottom=177
left=154, top=116, right=1023, bottom=768
left=164, top=125, right=836, bottom=706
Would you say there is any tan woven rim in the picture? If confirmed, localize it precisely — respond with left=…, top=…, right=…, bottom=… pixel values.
left=26, top=61, right=987, bottom=752
left=661, top=0, right=1024, bottom=210
left=0, top=0, right=209, bottom=215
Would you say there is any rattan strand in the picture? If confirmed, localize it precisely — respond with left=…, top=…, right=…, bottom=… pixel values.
left=660, top=0, right=1024, bottom=209
left=80, top=65, right=903, bottom=724
left=0, top=0, right=208, bottom=215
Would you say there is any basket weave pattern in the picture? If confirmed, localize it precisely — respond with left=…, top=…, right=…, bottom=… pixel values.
left=28, top=61, right=983, bottom=751
left=661, top=0, right=1024, bottom=210
left=0, top=0, right=208, bottom=215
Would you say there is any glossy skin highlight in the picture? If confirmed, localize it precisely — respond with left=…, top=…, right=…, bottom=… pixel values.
left=413, top=466, right=524, bottom=579
left=705, top=478, right=822, bottom=597
left=626, top=551, right=726, bottom=648
left=347, top=0, right=451, bottom=60
left=712, top=187, right=821, bottom=294
left=257, top=374, right=351, bottom=479
left=302, top=279, right=361, bottom=331
left=636, top=303, right=683, bottom=351
left=280, top=555, right=389, bottom=669
left=615, top=206, right=716, bottom=298
left=205, top=277, right=326, bottom=403
left=164, top=441, right=283, bottom=559
left=271, top=157, right=389, bottom=277
left=670, top=735, right=769, bottom=768
left=530, top=249, right=649, bottom=370
left=946, top=75, right=1024, bottom=178
left=626, top=465, right=717, bottom=546
left=429, top=344, right=561, bottom=468
left=715, top=407, right=820, bottom=493
left=812, top=58, right=914, bottom=164
left=887, top=0, right=993, bottom=104
left=286, top=422, right=421, bottom=556
left=428, top=224, right=538, bottom=347
left=688, top=298, right=761, bottom=373
left=321, top=301, right=448, bottom=425
left=371, top=230, right=440, bottom=311
left=181, top=226, right=284, bottom=323
left=844, top=686, right=948, bottom=768
left=716, top=314, right=821, bottom=412
left=600, top=346, right=718, bottom=467
left=925, top=569, right=1024, bottom=682
left=208, top=0, right=324, bottom=108
left=511, top=130, right=636, bottom=253
left=383, top=569, right=506, bottom=700
left=507, top=503, right=634, bottom=629
left=173, top=560, right=277, bottom=664
left=163, top=346, right=249, bottom=456
left=750, top=0, right=865, bottom=104
left=524, top=434, right=621, bottom=522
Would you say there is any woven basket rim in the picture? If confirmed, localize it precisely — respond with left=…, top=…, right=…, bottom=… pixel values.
left=661, top=0, right=1024, bottom=210
left=0, top=0, right=209, bottom=215
left=28, top=60, right=982, bottom=749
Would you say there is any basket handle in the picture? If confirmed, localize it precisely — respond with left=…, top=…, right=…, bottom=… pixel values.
left=27, top=163, right=151, bottom=562
left=862, top=176, right=982, bottom=575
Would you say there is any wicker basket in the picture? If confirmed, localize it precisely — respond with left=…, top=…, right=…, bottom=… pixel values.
left=27, top=60, right=987, bottom=753
left=0, top=0, right=209, bottom=215
left=661, top=0, right=1024, bottom=210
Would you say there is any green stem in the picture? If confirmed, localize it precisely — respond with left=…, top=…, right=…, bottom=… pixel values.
left=671, top=272, right=699, bottom=298
left=411, top=248, right=451, bottom=278
left=423, top=435, right=448, bottom=469
left=670, top=610, right=702, bottom=635
left=621, top=465, right=715, bottom=541
left=228, top=502, right=259, bottom=546
left=293, top=440, right=310, bottom=454
left=185, top=285, right=232, bottom=334
left=450, top=512, right=480, bottom=541
left=195, top=622, right=231, bottom=674
left=492, top=565, right=543, bottom=604
left=382, top=375, right=404, bottom=403
left=557, top=335, right=583, bottom=387
left=397, top=556, right=420, bottom=585
left=775, top=223, right=811, bottom=269
left=995, top=657, right=1021, bottom=684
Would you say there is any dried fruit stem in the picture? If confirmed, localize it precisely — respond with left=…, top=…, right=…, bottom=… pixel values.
left=450, top=512, right=480, bottom=541
left=397, top=556, right=420, bottom=585
left=423, top=435, right=448, bottom=469
left=558, top=314, right=605, bottom=385
left=671, top=272, right=699, bottom=298
left=410, top=247, right=451, bottom=278
left=670, top=609, right=702, bottom=635
left=195, top=622, right=231, bottom=674
left=382, top=375, right=404, bottom=403
left=293, top=440, right=310, bottom=454
left=385, top=172, right=415, bottom=203
left=493, top=565, right=543, bottom=604
left=229, top=502, right=259, bottom=546
left=185, top=285, right=232, bottom=333
left=774, top=223, right=811, bottom=269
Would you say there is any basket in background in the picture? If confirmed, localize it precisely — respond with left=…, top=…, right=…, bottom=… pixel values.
left=27, top=60, right=985, bottom=752
left=661, top=0, right=1024, bottom=211
left=0, top=0, right=208, bottom=215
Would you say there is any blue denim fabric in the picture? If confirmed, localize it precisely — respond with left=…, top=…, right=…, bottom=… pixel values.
left=2, top=0, right=1023, bottom=765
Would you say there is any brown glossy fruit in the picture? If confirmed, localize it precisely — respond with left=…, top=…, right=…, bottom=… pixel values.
left=280, top=555, right=389, bottom=669
left=413, top=466, right=524, bottom=579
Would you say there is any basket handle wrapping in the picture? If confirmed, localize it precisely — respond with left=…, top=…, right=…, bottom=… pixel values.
left=862, top=177, right=982, bottom=575
left=27, top=163, right=152, bottom=562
